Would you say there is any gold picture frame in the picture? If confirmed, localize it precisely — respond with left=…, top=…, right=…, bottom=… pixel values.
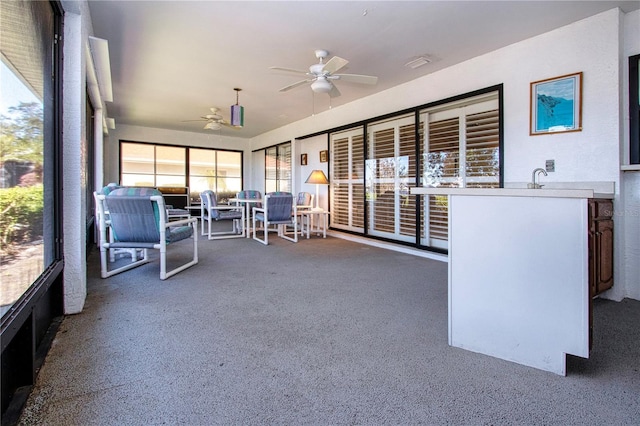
left=530, top=72, right=583, bottom=135
left=320, top=150, right=328, bottom=163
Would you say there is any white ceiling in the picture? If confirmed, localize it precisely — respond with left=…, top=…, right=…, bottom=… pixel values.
left=87, top=1, right=639, bottom=139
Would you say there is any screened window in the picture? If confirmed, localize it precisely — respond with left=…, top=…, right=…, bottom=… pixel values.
left=265, top=142, right=291, bottom=193
left=0, top=0, right=58, bottom=317
left=120, top=141, right=242, bottom=203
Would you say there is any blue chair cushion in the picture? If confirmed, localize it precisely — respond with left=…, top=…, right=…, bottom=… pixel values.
left=167, top=225, right=194, bottom=243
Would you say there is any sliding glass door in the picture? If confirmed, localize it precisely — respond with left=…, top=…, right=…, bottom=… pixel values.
left=421, top=95, right=500, bottom=249
left=330, top=127, right=365, bottom=233
left=328, top=89, right=501, bottom=251
left=366, top=114, right=417, bottom=243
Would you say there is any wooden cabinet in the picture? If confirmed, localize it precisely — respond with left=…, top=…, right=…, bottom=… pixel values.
left=588, top=199, right=613, bottom=297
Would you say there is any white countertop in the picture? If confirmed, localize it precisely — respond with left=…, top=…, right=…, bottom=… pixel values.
left=410, top=187, right=614, bottom=199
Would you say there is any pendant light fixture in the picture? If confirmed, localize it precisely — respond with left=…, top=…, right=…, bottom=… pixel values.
left=230, top=88, right=244, bottom=128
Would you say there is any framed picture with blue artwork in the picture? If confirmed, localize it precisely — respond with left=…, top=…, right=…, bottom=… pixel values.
left=530, top=72, right=582, bottom=135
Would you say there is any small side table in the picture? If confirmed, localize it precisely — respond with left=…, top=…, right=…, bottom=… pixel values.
left=299, top=210, right=330, bottom=239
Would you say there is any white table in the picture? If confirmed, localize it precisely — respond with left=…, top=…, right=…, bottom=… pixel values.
left=229, top=197, right=263, bottom=238
left=298, top=210, right=330, bottom=239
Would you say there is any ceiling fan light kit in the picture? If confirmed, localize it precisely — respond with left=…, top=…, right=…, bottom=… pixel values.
left=203, top=121, right=222, bottom=131
left=230, top=88, right=244, bottom=127
left=270, top=49, right=378, bottom=98
left=182, top=106, right=237, bottom=131
left=311, top=77, right=332, bottom=93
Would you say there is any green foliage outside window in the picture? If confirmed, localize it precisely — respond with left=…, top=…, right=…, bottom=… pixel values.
left=0, top=102, right=44, bottom=255
left=0, top=185, right=43, bottom=253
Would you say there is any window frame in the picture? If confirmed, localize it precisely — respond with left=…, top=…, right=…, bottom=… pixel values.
left=630, top=54, right=639, bottom=164
left=119, top=140, right=244, bottom=202
left=1, top=0, right=65, bottom=418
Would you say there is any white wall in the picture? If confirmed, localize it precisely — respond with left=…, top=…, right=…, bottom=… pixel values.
left=297, top=135, right=330, bottom=210
left=61, top=0, right=94, bottom=314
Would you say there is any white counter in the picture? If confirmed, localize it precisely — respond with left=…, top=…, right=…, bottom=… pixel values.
left=409, top=186, right=604, bottom=375
left=411, top=187, right=613, bottom=199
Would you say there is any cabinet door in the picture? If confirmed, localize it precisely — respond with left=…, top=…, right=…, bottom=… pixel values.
left=595, top=219, right=614, bottom=294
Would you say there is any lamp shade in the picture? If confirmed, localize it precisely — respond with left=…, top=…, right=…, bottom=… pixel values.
left=230, top=104, right=244, bottom=127
left=305, top=170, right=329, bottom=185
left=306, top=170, right=329, bottom=211
left=230, top=88, right=244, bottom=127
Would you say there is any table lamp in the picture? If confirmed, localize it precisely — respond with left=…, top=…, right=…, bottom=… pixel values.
left=305, top=169, right=329, bottom=211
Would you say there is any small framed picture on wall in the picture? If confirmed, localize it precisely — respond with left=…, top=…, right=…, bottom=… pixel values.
left=320, top=150, right=328, bottom=163
left=301, top=153, right=308, bottom=166
left=530, top=72, right=583, bottom=135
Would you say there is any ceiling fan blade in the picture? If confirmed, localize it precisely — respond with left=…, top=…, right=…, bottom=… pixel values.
left=333, top=73, right=378, bottom=85
left=328, top=83, right=341, bottom=98
left=269, top=66, right=308, bottom=75
left=323, top=56, right=348, bottom=74
left=203, top=114, right=222, bottom=120
left=278, top=79, right=312, bottom=92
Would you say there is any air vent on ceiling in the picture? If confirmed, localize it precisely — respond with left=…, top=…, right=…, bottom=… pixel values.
left=404, top=55, right=432, bottom=69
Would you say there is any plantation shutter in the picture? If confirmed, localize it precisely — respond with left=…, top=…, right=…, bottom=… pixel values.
left=330, top=128, right=364, bottom=232
left=265, top=146, right=277, bottom=193
left=465, top=109, right=500, bottom=188
left=422, top=95, right=499, bottom=248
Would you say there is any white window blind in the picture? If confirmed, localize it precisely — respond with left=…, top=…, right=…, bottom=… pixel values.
left=422, top=95, right=499, bottom=248
left=367, top=114, right=416, bottom=243
left=330, top=128, right=364, bottom=232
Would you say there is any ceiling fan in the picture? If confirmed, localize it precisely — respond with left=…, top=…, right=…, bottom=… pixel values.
left=270, top=49, right=378, bottom=98
left=182, top=108, right=235, bottom=130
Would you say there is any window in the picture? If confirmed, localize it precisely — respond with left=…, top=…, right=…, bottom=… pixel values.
left=0, top=0, right=59, bottom=317
left=421, top=95, right=500, bottom=248
left=121, top=142, right=186, bottom=187
left=1, top=1, right=63, bottom=416
left=366, top=114, right=417, bottom=243
left=630, top=54, right=639, bottom=164
left=190, top=149, right=242, bottom=202
left=265, top=142, right=291, bottom=193
left=85, top=92, right=96, bottom=248
left=120, top=141, right=242, bottom=203
left=330, top=127, right=365, bottom=233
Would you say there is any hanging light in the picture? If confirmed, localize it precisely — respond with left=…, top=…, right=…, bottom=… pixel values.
left=230, top=88, right=244, bottom=128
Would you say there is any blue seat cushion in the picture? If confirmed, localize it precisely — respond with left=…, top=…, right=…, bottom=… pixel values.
left=168, top=225, right=193, bottom=243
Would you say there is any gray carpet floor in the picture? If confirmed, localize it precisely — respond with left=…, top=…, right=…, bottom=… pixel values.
left=17, top=232, right=640, bottom=425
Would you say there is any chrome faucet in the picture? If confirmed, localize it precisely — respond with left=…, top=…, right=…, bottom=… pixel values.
left=528, top=168, right=548, bottom=189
